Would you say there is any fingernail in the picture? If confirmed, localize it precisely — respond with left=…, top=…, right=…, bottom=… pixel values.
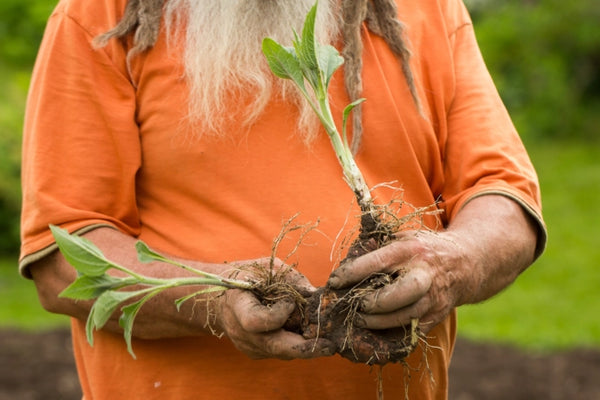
left=275, top=298, right=295, bottom=313
left=320, top=342, right=336, bottom=356
left=353, top=314, right=366, bottom=328
left=327, top=276, right=340, bottom=288
left=360, top=296, right=373, bottom=312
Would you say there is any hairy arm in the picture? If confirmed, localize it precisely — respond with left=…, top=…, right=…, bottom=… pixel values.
left=30, top=226, right=334, bottom=359
left=328, top=194, right=540, bottom=332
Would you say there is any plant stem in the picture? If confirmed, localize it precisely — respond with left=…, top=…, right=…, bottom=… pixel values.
left=316, top=90, right=373, bottom=212
left=139, top=275, right=254, bottom=291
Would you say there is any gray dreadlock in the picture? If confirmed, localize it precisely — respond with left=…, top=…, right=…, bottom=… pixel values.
left=94, top=0, right=421, bottom=153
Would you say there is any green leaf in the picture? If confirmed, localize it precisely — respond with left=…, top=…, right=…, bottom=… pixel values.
left=85, top=288, right=149, bottom=350
left=262, top=38, right=306, bottom=90
left=50, top=225, right=113, bottom=276
left=90, top=290, right=143, bottom=332
left=135, top=240, right=167, bottom=264
left=317, top=44, right=344, bottom=88
left=294, top=2, right=343, bottom=91
left=59, top=274, right=134, bottom=300
left=342, top=98, right=366, bottom=126
left=86, top=308, right=96, bottom=346
left=119, top=290, right=161, bottom=358
left=342, top=98, right=366, bottom=146
left=297, top=3, right=319, bottom=72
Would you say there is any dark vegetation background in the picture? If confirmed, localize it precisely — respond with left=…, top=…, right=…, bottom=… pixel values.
left=1, top=0, right=599, bottom=256
left=1, top=0, right=599, bottom=257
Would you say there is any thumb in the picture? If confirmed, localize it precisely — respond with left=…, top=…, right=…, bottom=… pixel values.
left=285, top=270, right=317, bottom=297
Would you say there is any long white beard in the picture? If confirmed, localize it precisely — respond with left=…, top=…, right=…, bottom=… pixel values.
left=164, top=0, right=341, bottom=141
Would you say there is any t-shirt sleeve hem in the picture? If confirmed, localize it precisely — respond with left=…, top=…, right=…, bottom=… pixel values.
left=451, top=189, right=547, bottom=261
left=19, top=223, right=119, bottom=279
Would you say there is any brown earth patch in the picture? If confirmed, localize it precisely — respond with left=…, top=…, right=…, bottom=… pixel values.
left=1, top=328, right=599, bottom=399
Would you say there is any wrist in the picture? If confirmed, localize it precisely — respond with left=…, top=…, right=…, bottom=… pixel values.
left=434, top=229, right=485, bottom=307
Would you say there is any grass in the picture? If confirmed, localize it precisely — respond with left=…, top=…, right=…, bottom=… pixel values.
left=457, top=140, right=600, bottom=351
left=1, top=141, right=599, bottom=352
left=0, top=258, right=70, bottom=330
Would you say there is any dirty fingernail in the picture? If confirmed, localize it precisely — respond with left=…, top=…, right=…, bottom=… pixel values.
left=327, top=276, right=340, bottom=288
left=318, top=344, right=334, bottom=356
left=360, top=297, right=373, bottom=312
left=320, top=340, right=337, bottom=356
left=353, top=313, right=366, bottom=328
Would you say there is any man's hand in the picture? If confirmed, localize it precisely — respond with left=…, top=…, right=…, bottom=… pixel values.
left=30, top=228, right=336, bottom=360
left=327, top=230, right=466, bottom=334
left=216, top=258, right=336, bottom=360
left=327, top=195, right=539, bottom=334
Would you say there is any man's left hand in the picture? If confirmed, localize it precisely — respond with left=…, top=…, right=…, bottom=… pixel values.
left=327, top=230, right=468, bottom=334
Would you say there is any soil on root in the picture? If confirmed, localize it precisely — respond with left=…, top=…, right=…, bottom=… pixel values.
left=3, top=328, right=600, bottom=400
left=249, top=208, right=423, bottom=366
left=248, top=202, right=439, bottom=366
left=281, top=273, right=420, bottom=365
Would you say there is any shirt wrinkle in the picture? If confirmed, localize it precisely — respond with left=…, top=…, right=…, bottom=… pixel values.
left=52, top=1, right=133, bottom=85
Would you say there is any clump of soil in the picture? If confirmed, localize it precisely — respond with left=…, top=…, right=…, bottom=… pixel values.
left=283, top=273, right=420, bottom=365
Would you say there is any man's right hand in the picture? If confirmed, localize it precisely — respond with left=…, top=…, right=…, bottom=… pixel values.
left=30, top=227, right=335, bottom=361
left=215, top=258, right=335, bottom=360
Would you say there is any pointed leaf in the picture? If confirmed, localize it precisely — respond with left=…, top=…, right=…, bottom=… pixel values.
left=59, top=274, right=133, bottom=300
left=86, top=308, right=96, bottom=346
left=297, top=2, right=319, bottom=71
left=119, top=291, right=161, bottom=358
left=50, top=225, right=113, bottom=276
left=91, top=290, right=143, bottom=331
left=136, top=240, right=167, bottom=264
left=119, top=301, right=144, bottom=358
left=262, top=38, right=306, bottom=90
left=85, top=289, right=144, bottom=348
left=342, top=98, right=366, bottom=146
left=342, top=98, right=366, bottom=124
left=318, top=44, right=344, bottom=88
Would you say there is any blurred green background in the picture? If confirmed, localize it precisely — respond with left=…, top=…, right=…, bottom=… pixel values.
left=1, top=0, right=599, bottom=351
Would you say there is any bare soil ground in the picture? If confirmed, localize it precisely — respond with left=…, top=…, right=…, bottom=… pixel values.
left=1, top=328, right=599, bottom=399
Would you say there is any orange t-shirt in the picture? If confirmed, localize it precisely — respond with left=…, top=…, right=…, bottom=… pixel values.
left=20, top=0, right=544, bottom=399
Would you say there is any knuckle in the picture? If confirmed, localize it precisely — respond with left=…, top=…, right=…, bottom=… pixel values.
left=370, top=247, right=396, bottom=271
left=413, top=297, right=431, bottom=319
left=264, top=337, right=292, bottom=360
left=237, top=310, right=259, bottom=330
left=410, top=270, right=432, bottom=293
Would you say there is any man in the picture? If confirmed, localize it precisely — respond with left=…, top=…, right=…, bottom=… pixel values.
left=20, top=0, right=546, bottom=398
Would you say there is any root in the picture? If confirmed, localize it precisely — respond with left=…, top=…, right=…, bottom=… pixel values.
left=376, top=365, right=384, bottom=400
left=266, top=213, right=320, bottom=286
left=237, top=214, right=321, bottom=309
left=190, top=292, right=226, bottom=338
left=334, top=186, right=442, bottom=265
left=311, top=293, right=324, bottom=353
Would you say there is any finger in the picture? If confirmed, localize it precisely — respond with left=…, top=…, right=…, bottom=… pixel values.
left=327, top=240, right=416, bottom=289
left=286, top=269, right=317, bottom=297
left=234, top=291, right=295, bottom=333
left=248, top=330, right=336, bottom=360
left=361, top=265, right=432, bottom=313
left=358, top=296, right=431, bottom=330
left=290, top=337, right=337, bottom=359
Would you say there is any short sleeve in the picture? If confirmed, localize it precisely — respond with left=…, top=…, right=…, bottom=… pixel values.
left=440, top=9, right=547, bottom=256
left=20, top=5, right=141, bottom=276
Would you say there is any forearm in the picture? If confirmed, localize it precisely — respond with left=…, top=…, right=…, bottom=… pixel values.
left=446, top=194, right=539, bottom=306
left=30, top=227, right=228, bottom=339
